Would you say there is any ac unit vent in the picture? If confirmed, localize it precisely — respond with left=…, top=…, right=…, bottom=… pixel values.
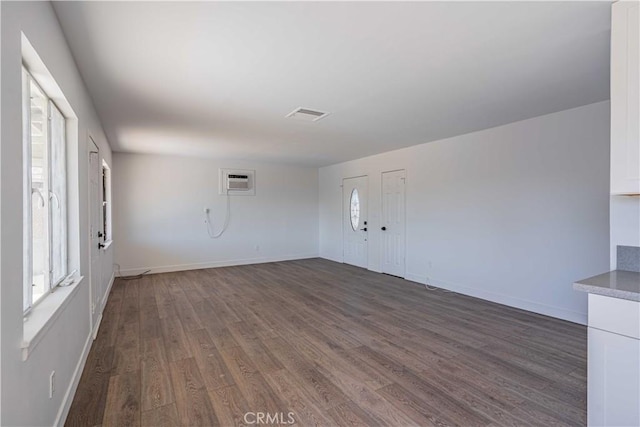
left=286, top=107, right=330, bottom=122
left=296, top=109, right=325, bottom=117
left=219, top=169, right=256, bottom=196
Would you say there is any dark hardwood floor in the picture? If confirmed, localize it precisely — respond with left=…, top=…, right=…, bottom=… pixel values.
left=65, top=258, right=586, bottom=426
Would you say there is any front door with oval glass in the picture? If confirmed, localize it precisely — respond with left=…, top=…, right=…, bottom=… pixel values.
left=343, top=176, right=368, bottom=269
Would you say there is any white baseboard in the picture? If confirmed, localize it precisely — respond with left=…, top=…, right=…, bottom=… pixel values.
left=55, top=272, right=115, bottom=425
left=320, top=253, right=343, bottom=264
left=117, top=253, right=319, bottom=277
left=122, top=253, right=587, bottom=323
left=92, top=273, right=114, bottom=340
left=54, top=333, right=92, bottom=427
left=405, top=272, right=428, bottom=285
left=92, top=313, right=103, bottom=340
left=404, top=272, right=587, bottom=325
left=100, top=273, right=115, bottom=312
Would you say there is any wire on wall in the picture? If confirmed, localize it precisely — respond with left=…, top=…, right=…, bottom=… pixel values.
left=113, top=263, right=150, bottom=280
left=424, top=282, right=453, bottom=293
left=205, top=191, right=231, bottom=239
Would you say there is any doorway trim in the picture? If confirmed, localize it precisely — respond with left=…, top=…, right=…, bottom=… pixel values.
left=380, top=169, right=406, bottom=278
left=342, top=175, right=369, bottom=268
left=87, top=135, right=101, bottom=335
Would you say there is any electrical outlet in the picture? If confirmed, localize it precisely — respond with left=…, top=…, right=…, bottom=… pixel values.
left=49, top=371, right=55, bottom=398
left=255, top=244, right=260, bottom=252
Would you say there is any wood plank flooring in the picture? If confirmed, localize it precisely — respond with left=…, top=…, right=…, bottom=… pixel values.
left=65, top=258, right=587, bottom=426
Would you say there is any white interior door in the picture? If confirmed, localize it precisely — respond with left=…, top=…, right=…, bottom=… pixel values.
left=343, top=176, right=368, bottom=269
left=88, top=138, right=101, bottom=330
left=381, top=170, right=406, bottom=277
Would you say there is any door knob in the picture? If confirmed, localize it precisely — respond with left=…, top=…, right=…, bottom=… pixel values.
left=360, top=227, right=368, bottom=232
left=381, top=226, right=387, bottom=231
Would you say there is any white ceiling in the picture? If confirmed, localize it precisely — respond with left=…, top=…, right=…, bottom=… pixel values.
left=53, top=1, right=611, bottom=167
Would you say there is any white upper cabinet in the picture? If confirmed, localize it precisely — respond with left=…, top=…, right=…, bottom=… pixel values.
left=611, top=1, right=640, bottom=195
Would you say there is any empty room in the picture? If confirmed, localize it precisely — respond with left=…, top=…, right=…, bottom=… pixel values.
left=1, top=1, right=639, bottom=426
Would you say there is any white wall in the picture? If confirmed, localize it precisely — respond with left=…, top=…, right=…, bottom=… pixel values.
left=610, top=197, right=640, bottom=269
left=113, top=153, right=319, bottom=274
left=320, top=101, right=610, bottom=324
left=1, top=2, right=113, bottom=425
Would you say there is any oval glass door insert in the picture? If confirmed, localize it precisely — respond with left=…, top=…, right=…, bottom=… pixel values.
left=350, top=188, right=360, bottom=231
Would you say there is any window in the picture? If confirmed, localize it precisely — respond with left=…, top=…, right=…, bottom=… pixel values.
left=350, top=188, right=360, bottom=231
left=101, top=160, right=112, bottom=245
left=23, top=67, right=68, bottom=312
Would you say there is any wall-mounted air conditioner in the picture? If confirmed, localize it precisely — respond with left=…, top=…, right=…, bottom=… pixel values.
left=219, top=169, right=256, bottom=195
left=227, top=174, right=249, bottom=191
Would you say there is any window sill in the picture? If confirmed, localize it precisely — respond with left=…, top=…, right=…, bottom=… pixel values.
left=21, top=276, right=84, bottom=361
left=102, top=240, right=113, bottom=250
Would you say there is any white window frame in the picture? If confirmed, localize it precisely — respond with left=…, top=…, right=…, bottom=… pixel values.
left=101, top=159, right=113, bottom=247
left=23, top=66, right=69, bottom=313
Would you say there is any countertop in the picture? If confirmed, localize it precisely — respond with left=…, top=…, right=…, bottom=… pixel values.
left=573, top=270, right=640, bottom=302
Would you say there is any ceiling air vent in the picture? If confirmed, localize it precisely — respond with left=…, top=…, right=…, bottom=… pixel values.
left=286, top=107, right=329, bottom=122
